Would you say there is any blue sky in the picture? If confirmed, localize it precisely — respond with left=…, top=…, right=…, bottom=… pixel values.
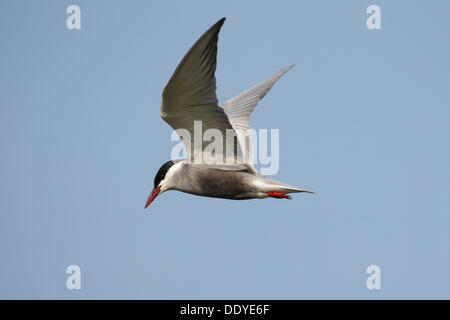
left=1, top=0, right=449, bottom=299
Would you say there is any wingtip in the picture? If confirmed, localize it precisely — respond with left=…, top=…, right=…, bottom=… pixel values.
left=275, top=64, right=295, bottom=77
left=216, top=17, right=226, bottom=26
left=285, top=64, right=295, bottom=72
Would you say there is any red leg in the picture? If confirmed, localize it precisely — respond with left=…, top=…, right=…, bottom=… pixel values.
left=267, top=191, right=292, bottom=199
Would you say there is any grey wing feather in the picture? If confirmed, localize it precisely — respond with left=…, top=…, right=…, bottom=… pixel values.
left=221, top=65, right=294, bottom=170
left=161, top=18, right=242, bottom=164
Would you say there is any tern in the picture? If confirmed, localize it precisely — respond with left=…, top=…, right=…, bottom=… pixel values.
left=145, top=17, right=313, bottom=208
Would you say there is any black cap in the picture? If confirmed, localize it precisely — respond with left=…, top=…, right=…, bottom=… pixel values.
left=154, top=160, right=175, bottom=189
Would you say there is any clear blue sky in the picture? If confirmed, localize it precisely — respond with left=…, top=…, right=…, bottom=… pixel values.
left=1, top=0, right=449, bottom=299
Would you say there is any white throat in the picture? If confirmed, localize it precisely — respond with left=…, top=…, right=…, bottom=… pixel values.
left=159, top=160, right=184, bottom=193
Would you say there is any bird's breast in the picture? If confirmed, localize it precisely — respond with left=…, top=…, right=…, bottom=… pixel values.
left=178, top=167, right=258, bottom=200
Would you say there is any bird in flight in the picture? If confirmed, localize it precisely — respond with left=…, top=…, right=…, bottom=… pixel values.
left=145, top=17, right=313, bottom=208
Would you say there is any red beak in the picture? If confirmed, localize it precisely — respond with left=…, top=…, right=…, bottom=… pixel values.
left=145, top=186, right=161, bottom=208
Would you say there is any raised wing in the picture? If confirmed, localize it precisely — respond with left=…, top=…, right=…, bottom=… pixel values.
left=161, top=18, right=242, bottom=164
left=221, top=65, right=294, bottom=170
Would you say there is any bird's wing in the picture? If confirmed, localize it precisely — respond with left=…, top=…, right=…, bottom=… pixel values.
left=221, top=65, right=294, bottom=171
left=161, top=18, right=243, bottom=165
left=186, top=163, right=254, bottom=172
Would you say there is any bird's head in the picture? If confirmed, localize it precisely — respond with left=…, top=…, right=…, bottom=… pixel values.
left=145, top=160, right=177, bottom=208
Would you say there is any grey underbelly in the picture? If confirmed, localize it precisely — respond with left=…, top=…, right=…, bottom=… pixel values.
left=177, top=170, right=258, bottom=200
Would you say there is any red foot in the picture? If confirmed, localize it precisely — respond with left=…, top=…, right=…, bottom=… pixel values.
left=267, top=191, right=292, bottom=199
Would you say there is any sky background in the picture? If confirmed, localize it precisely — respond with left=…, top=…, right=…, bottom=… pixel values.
left=1, top=0, right=450, bottom=299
